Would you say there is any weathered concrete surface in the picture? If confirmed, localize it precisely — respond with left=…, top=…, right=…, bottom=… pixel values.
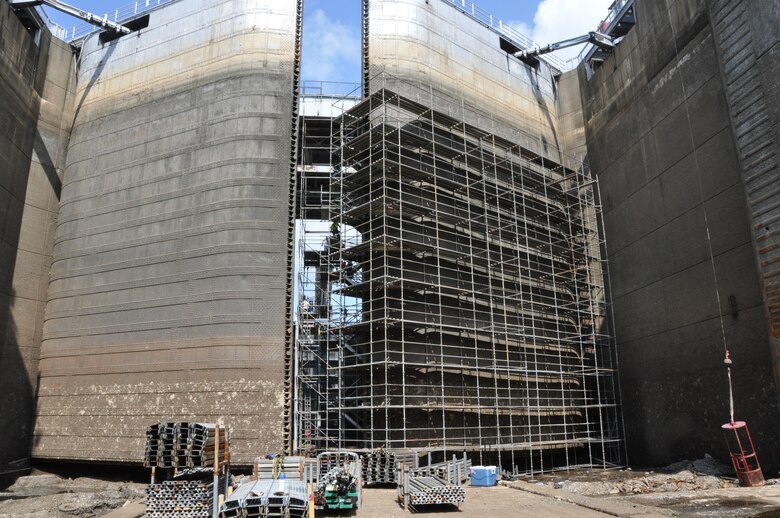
left=364, top=0, right=580, bottom=171
left=580, top=0, right=780, bottom=471
left=504, top=477, right=780, bottom=517
left=33, top=0, right=302, bottom=464
left=501, top=481, right=673, bottom=517
left=705, top=0, right=780, bottom=395
left=0, top=4, right=76, bottom=471
left=0, top=473, right=145, bottom=517
left=556, top=69, right=588, bottom=162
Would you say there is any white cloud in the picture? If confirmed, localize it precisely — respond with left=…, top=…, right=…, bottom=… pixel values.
left=510, top=0, right=615, bottom=63
left=301, top=9, right=361, bottom=82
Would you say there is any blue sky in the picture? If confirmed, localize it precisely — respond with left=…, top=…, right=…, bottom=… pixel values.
left=43, top=0, right=614, bottom=82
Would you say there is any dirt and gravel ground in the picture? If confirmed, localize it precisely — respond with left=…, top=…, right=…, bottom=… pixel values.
left=503, top=455, right=780, bottom=517
left=363, top=484, right=619, bottom=517
left=0, top=473, right=146, bottom=517
left=3, top=457, right=780, bottom=518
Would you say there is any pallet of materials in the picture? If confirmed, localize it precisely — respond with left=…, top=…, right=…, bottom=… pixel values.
left=313, top=452, right=361, bottom=510
left=252, top=456, right=317, bottom=483
left=410, top=454, right=471, bottom=485
left=397, top=465, right=465, bottom=511
left=145, top=422, right=227, bottom=469
left=219, top=479, right=309, bottom=518
left=144, top=421, right=230, bottom=518
left=146, top=471, right=218, bottom=518
left=361, top=449, right=422, bottom=485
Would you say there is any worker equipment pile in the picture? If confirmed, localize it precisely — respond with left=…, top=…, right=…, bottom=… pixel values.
left=314, top=463, right=359, bottom=509
left=144, top=422, right=225, bottom=469
left=219, top=479, right=309, bottom=518
left=318, top=451, right=357, bottom=475
left=317, top=465, right=358, bottom=493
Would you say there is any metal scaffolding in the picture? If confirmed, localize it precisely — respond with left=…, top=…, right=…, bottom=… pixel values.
left=294, top=83, right=361, bottom=454
left=294, top=77, right=624, bottom=474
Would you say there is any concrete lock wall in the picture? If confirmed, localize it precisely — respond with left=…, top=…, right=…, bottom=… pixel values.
left=705, top=0, right=780, bottom=398
left=579, top=0, right=780, bottom=470
left=555, top=70, right=588, bottom=161
left=364, top=0, right=582, bottom=170
left=33, top=0, right=302, bottom=464
left=0, top=3, right=76, bottom=470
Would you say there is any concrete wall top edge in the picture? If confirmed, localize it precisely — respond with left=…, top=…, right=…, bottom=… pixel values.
left=367, top=0, right=573, bottom=161
left=73, top=0, right=299, bottom=111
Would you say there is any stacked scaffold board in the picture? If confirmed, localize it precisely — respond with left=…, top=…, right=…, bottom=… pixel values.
left=361, top=449, right=420, bottom=484
left=144, top=422, right=229, bottom=518
left=219, top=479, right=309, bottom=518
left=145, top=422, right=226, bottom=469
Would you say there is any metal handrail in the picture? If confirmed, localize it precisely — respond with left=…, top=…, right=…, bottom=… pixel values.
left=575, top=0, right=634, bottom=63
left=46, top=0, right=626, bottom=67
left=46, top=0, right=173, bottom=42
left=301, top=80, right=362, bottom=98
left=599, top=0, right=631, bottom=33
left=439, top=0, right=569, bottom=71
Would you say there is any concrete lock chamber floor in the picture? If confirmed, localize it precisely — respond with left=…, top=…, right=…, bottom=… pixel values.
left=293, top=76, right=624, bottom=473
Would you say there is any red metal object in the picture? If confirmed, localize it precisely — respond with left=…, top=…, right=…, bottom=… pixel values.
left=722, top=421, right=765, bottom=487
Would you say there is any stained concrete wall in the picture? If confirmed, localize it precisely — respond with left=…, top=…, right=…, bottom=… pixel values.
left=580, top=0, right=780, bottom=470
left=0, top=4, right=76, bottom=470
left=556, top=70, right=588, bottom=162
left=33, top=0, right=302, bottom=464
left=705, top=0, right=780, bottom=393
left=364, top=0, right=577, bottom=169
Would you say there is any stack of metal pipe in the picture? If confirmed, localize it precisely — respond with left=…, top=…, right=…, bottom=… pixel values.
left=404, top=475, right=466, bottom=507
left=144, top=422, right=225, bottom=469
left=219, top=479, right=309, bottom=518
left=146, top=479, right=214, bottom=518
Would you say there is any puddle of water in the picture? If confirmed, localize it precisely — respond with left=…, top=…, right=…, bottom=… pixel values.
left=644, top=496, right=779, bottom=517
left=716, top=499, right=769, bottom=508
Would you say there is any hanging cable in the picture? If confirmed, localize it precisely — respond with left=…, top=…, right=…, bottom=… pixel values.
left=663, top=10, right=729, bottom=354
left=724, top=351, right=735, bottom=424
